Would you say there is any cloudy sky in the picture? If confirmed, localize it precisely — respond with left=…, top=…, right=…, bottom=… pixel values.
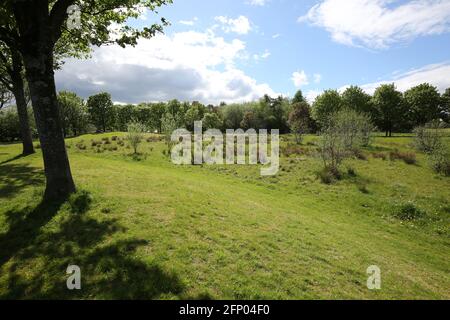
left=56, top=0, right=450, bottom=104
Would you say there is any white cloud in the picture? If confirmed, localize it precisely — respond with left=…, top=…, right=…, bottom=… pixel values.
left=359, top=62, right=450, bottom=94
left=305, top=90, right=323, bottom=103
left=299, top=0, right=450, bottom=49
left=272, top=33, right=281, bottom=39
left=305, top=62, right=450, bottom=103
left=253, top=49, right=271, bottom=61
left=55, top=30, right=277, bottom=105
left=291, top=70, right=309, bottom=87
left=179, top=17, right=198, bottom=26
left=215, top=15, right=252, bottom=35
left=313, top=73, right=322, bottom=84
left=247, top=0, right=269, bottom=6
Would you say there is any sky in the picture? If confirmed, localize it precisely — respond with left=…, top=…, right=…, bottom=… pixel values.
left=56, top=0, right=450, bottom=104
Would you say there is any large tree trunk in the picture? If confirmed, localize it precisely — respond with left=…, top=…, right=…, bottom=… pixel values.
left=21, top=48, right=75, bottom=200
left=13, top=0, right=76, bottom=201
left=10, top=51, right=35, bottom=156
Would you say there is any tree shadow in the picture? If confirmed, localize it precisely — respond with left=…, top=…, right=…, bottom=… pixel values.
left=0, top=194, right=185, bottom=299
left=0, top=163, right=44, bottom=199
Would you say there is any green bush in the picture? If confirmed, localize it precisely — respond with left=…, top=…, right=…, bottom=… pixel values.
left=413, top=121, right=443, bottom=154
left=389, top=150, right=417, bottom=165
left=317, top=166, right=341, bottom=184
left=429, top=146, right=450, bottom=176
left=394, top=201, right=425, bottom=221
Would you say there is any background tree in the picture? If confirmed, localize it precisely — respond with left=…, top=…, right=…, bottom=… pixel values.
left=372, top=84, right=405, bottom=137
left=114, top=104, right=135, bottom=132
left=126, top=121, right=146, bottom=155
left=185, top=103, right=206, bottom=131
left=0, top=0, right=171, bottom=200
left=0, top=44, right=34, bottom=155
left=288, top=101, right=312, bottom=144
left=0, top=107, right=20, bottom=142
left=57, top=91, right=88, bottom=137
left=341, top=86, right=373, bottom=116
left=312, top=90, right=342, bottom=130
left=222, top=104, right=245, bottom=130
left=240, top=111, right=257, bottom=130
left=87, top=93, right=114, bottom=133
left=292, top=89, right=307, bottom=104
left=202, top=112, right=222, bottom=130
left=404, top=83, right=441, bottom=127
left=440, top=88, right=450, bottom=124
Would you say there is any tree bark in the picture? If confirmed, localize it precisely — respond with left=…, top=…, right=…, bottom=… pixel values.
left=22, top=50, right=76, bottom=200
left=10, top=51, right=35, bottom=156
left=13, top=1, right=76, bottom=201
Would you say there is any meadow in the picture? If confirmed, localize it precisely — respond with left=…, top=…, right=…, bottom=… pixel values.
left=0, top=132, right=449, bottom=299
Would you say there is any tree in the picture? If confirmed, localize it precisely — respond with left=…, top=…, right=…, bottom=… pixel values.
left=202, top=112, right=222, bottom=130
left=87, top=93, right=114, bottom=133
left=0, top=0, right=171, bottom=200
left=0, top=44, right=34, bottom=155
left=372, top=84, right=405, bottom=137
left=288, top=101, right=312, bottom=144
left=0, top=107, right=20, bottom=142
left=404, top=83, right=441, bottom=127
left=341, top=86, right=373, bottom=116
left=114, top=104, right=135, bottom=132
left=312, top=90, right=342, bottom=130
left=0, top=82, right=13, bottom=110
left=440, top=88, right=450, bottom=124
left=185, top=103, right=205, bottom=131
left=126, top=121, right=146, bottom=155
left=57, top=91, right=88, bottom=137
left=222, top=104, right=245, bottom=130
left=240, top=111, right=257, bottom=130
left=292, top=90, right=307, bottom=104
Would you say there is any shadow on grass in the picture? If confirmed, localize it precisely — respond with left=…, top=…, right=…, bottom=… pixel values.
left=0, top=163, right=44, bottom=199
left=0, top=192, right=185, bottom=299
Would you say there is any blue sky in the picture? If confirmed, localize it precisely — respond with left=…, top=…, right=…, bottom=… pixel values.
left=56, top=0, right=450, bottom=104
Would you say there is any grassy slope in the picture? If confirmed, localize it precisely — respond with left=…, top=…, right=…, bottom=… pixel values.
left=0, top=133, right=449, bottom=299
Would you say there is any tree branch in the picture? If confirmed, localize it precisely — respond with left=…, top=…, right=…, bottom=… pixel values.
left=50, top=0, right=76, bottom=41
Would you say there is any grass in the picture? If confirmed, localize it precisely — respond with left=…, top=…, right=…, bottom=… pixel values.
left=0, top=133, right=449, bottom=299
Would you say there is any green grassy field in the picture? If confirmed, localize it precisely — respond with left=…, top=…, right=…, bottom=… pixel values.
left=0, top=133, right=449, bottom=299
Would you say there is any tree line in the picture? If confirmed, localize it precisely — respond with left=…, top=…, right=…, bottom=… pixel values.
left=3, top=83, right=449, bottom=143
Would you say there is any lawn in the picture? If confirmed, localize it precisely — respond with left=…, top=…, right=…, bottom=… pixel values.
left=0, top=133, right=449, bottom=299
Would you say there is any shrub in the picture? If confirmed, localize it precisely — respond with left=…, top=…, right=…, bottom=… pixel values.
left=357, top=182, right=369, bottom=194
left=282, top=144, right=304, bottom=157
left=372, top=152, right=387, bottom=160
left=111, top=136, right=118, bottom=141
left=393, top=201, right=425, bottom=221
left=429, top=146, right=450, bottom=176
left=126, top=121, right=146, bottom=154
left=402, top=152, right=417, bottom=165
left=352, top=149, right=367, bottom=161
left=413, top=121, right=443, bottom=154
left=347, top=166, right=357, bottom=177
left=389, top=150, right=417, bottom=165
left=317, top=166, right=341, bottom=184
left=76, top=142, right=87, bottom=150
left=91, top=140, right=100, bottom=147
left=319, top=109, right=374, bottom=173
